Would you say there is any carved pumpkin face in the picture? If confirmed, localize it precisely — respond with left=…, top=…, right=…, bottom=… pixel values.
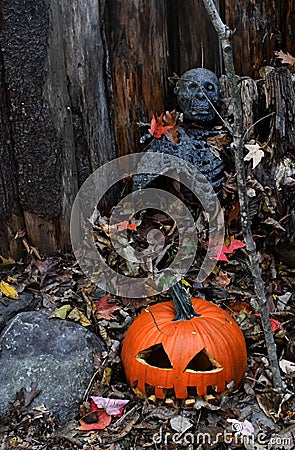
left=121, top=298, right=247, bottom=399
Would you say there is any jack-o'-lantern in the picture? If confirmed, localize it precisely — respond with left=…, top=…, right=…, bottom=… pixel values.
left=121, top=297, right=247, bottom=399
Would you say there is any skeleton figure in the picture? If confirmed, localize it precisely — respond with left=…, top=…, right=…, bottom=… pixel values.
left=132, top=69, right=225, bottom=320
left=174, top=68, right=220, bottom=122
left=133, top=68, right=224, bottom=194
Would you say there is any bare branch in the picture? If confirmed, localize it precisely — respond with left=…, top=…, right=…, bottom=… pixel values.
left=202, top=0, right=283, bottom=390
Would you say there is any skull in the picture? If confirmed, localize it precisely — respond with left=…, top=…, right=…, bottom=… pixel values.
left=174, top=68, right=219, bottom=122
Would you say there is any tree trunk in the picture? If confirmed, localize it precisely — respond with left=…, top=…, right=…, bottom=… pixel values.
left=0, top=0, right=115, bottom=256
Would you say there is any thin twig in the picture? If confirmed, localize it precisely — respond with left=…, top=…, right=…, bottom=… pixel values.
left=243, top=111, right=276, bottom=141
left=201, top=42, right=204, bottom=68
left=200, top=85, right=233, bottom=133
left=83, top=368, right=101, bottom=401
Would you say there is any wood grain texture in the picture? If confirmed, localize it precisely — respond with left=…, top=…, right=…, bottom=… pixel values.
left=106, top=0, right=170, bottom=156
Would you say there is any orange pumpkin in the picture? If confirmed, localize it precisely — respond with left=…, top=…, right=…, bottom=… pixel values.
left=121, top=298, right=247, bottom=399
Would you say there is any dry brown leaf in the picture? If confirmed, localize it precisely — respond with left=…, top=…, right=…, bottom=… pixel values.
left=275, top=50, right=295, bottom=66
left=0, top=256, right=15, bottom=268
left=215, top=270, right=231, bottom=288
left=94, top=294, right=121, bottom=320
left=207, top=133, right=230, bottom=151
left=163, top=110, right=179, bottom=143
left=226, top=201, right=240, bottom=225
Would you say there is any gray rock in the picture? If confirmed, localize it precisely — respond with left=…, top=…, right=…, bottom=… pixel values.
left=0, top=292, right=38, bottom=330
left=0, top=309, right=104, bottom=423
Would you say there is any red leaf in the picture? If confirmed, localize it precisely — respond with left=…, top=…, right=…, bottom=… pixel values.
left=255, top=314, right=284, bottom=333
left=208, top=236, right=246, bottom=262
left=79, top=409, right=111, bottom=430
left=224, top=237, right=246, bottom=253
left=270, top=318, right=283, bottom=332
left=148, top=114, right=172, bottom=138
left=94, top=294, right=121, bottom=320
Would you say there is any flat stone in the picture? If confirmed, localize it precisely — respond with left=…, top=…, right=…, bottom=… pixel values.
left=0, top=309, right=104, bottom=423
left=0, top=292, right=38, bottom=330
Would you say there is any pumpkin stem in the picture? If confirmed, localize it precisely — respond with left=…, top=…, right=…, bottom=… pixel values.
left=171, top=282, right=201, bottom=321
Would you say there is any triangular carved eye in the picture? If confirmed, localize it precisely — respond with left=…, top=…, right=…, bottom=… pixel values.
left=136, top=343, right=173, bottom=369
left=184, top=349, right=223, bottom=373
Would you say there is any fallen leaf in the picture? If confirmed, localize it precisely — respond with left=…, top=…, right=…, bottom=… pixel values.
left=279, top=359, right=295, bottom=374
left=259, top=65, right=275, bottom=78
left=207, top=133, right=230, bottom=151
left=274, top=50, right=295, bottom=66
left=148, top=113, right=172, bottom=139
left=101, top=367, right=112, bottom=386
left=94, top=294, right=121, bottom=320
left=269, top=317, right=284, bottom=333
left=0, top=280, right=19, bottom=300
left=181, top=279, right=192, bottom=287
left=16, top=382, right=42, bottom=407
left=109, top=221, right=137, bottom=233
left=244, top=143, right=265, bottom=169
left=49, top=304, right=72, bottom=320
left=79, top=408, right=111, bottom=431
left=276, top=292, right=292, bottom=311
left=255, top=314, right=284, bottom=332
left=226, top=201, right=240, bottom=225
left=227, top=419, right=255, bottom=436
left=78, top=396, right=129, bottom=431
left=91, top=396, right=129, bottom=417
left=163, top=110, right=179, bottom=143
left=263, top=217, right=285, bottom=231
left=228, top=300, right=253, bottom=314
left=0, top=255, right=15, bottom=268
left=209, top=236, right=246, bottom=262
left=68, top=307, right=91, bottom=326
left=170, top=415, right=193, bottom=433
left=215, top=270, right=231, bottom=288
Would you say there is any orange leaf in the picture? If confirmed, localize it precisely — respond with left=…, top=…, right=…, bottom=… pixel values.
left=163, top=110, right=179, bottom=143
left=114, top=221, right=137, bottom=231
left=107, top=221, right=137, bottom=234
left=148, top=114, right=172, bottom=138
left=94, top=294, right=121, bottom=320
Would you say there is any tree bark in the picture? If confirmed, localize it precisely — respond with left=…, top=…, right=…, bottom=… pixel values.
left=167, top=0, right=222, bottom=77
left=225, top=0, right=295, bottom=78
left=106, top=0, right=170, bottom=157
left=0, top=0, right=116, bottom=256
